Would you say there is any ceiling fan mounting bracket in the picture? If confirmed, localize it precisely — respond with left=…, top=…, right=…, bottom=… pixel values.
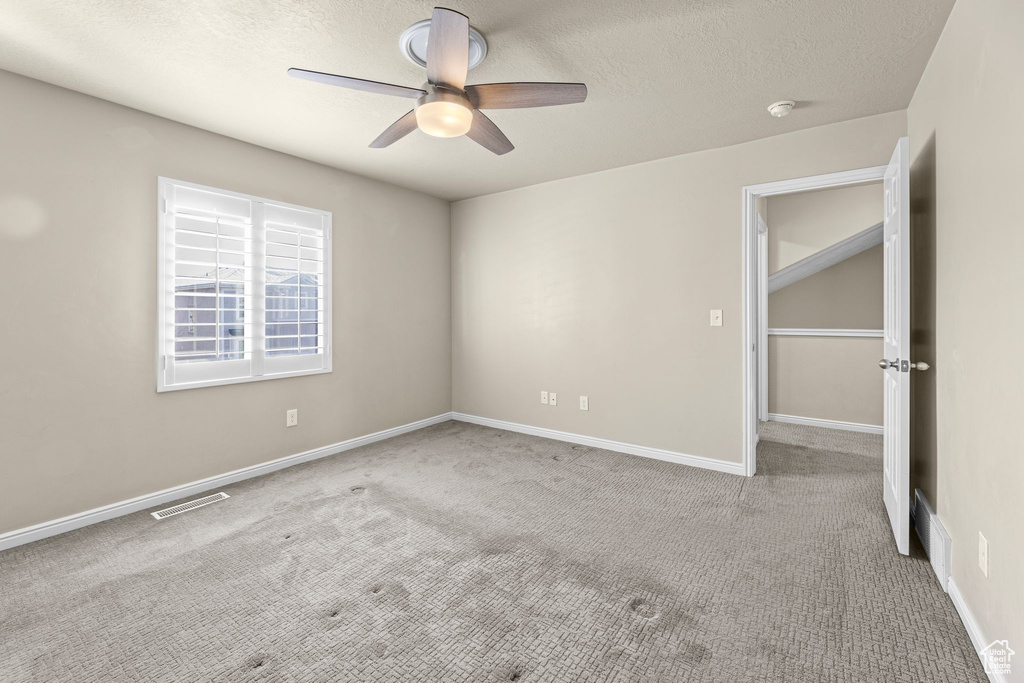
left=416, top=85, right=471, bottom=109
left=421, top=82, right=467, bottom=97
left=399, top=18, right=487, bottom=70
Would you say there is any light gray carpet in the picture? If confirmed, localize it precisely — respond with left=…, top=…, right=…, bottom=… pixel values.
left=0, top=420, right=984, bottom=682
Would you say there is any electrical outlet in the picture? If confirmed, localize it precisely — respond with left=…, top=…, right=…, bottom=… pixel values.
left=541, top=391, right=548, bottom=405
left=286, top=409, right=298, bottom=427
left=710, top=309, right=723, bottom=327
left=978, top=531, right=989, bottom=577
left=579, top=396, right=589, bottom=411
left=549, top=392, right=557, bottom=406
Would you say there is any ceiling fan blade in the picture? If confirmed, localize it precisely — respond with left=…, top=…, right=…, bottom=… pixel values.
left=466, top=110, right=514, bottom=155
left=369, top=110, right=419, bottom=148
left=288, top=68, right=425, bottom=99
left=426, top=8, right=469, bottom=89
left=465, top=83, right=588, bottom=109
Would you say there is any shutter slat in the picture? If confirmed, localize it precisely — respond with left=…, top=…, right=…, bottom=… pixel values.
left=172, top=336, right=255, bottom=342
left=173, top=351, right=251, bottom=358
left=172, top=209, right=252, bottom=227
left=265, top=335, right=325, bottom=340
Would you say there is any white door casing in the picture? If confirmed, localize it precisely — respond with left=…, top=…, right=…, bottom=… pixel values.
left=756, top=214, right=768, bottom=423
left=742, top=164, right=887, bottom=477
left=882, top=136, right=911, bottom=556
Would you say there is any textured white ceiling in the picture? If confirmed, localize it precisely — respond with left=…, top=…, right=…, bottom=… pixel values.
left=0, top=0, right=952, bottom=200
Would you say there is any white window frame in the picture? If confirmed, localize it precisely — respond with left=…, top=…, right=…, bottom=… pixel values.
left=157, top=177, right=332, bottom=392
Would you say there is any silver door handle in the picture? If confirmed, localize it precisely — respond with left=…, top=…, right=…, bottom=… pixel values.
left=878, top=359, right=898, bottom=369
left=911, top=361, right=930, bottom=371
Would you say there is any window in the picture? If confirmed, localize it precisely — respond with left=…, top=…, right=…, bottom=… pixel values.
left=158, top=178, right=331, bottom=391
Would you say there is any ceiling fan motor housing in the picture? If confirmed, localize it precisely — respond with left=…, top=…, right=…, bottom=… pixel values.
left=417, top=83, right=470, bottom=106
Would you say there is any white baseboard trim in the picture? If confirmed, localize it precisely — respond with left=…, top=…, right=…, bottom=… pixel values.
left=0, top=412, right=454, bottom=553
left=452, top=412, right=746, bottom=477
left=910, top=488, right=951, bottom=592
left=948, top=576, right=1008, bottom=683
left=767, top=413, right=883, bottom=435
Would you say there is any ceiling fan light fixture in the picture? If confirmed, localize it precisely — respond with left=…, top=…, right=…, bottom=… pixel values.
left=290, top=7, right=585, bottom=154
left=416, top=99, right=473, bottom=137
left=414, top=87, right=474, bottom=138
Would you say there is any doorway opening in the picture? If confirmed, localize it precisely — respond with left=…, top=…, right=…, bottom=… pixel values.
left=741, top=164, right=887, bottom=478
left=742, top=138, right=913, bottom=555
left=759, top=180, right=885, bottom=437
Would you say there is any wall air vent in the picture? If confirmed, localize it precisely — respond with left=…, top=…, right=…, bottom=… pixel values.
left=911, top=489, right=951, bottom=591
left=151, top=492, right=230, bottom=520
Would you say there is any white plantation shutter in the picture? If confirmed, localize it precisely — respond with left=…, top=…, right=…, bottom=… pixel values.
left=263, top=202, right=328, bottom=375
left=158, top=178, right=331, bottom=391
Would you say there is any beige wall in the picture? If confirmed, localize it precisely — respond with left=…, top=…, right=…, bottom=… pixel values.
left=452, top=110, right=906, bottom=463
left=767, top=183, right=882, bottom=274
left=766, top=246, right=883, bottom=426
left=768, top=245, right=882, bottom=329
left=765, top=185, right=883, bottom=426
left=908, top=0, right=1024, bottom=652
left=768, top=336, right=882, bottom=426
left=0, top=70, right=452, bottom=535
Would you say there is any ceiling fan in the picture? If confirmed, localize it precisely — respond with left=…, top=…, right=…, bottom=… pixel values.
left=288, top=7, right=588, bottom=155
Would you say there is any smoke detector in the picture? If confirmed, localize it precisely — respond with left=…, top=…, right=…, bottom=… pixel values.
left=399, top=18, right=488, bottom=70
left=767, top=100, right=795, bottom=118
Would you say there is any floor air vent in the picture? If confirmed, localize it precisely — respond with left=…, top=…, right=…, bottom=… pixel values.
left=151, top=492, right=230, bottom=520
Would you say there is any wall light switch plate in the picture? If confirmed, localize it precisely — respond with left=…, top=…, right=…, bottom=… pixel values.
left=710, top=309, right=723, bottom=327
left=549, top=392, right=557, bottom=406
left=286, top=409, right=298, bottom=427
left=978, top=531, right=989, bottom=576
left=541, top=391, right=548, bottom=405
left=579, top=396, right=589, bottom=411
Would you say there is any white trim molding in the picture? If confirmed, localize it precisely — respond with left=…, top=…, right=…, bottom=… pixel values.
left=742, top=165, right=887, bottom=476
left=767, top=328, right=884, bottom=338
left=767, top=221, right=883, bottom=293
left=948, top=577, right=1010, bottom=683
left=743, top=166, right=888, bottom=199
left=0, top=412, right=453, bottom=552
left=452, top=412, right=746, bottom=477
left=767, top=413, right=883, bottom=435
left=756, top=214, right=769, bottom=423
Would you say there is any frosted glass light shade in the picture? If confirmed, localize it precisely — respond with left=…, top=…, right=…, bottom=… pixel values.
left=415, top=100, right=473, bottom=138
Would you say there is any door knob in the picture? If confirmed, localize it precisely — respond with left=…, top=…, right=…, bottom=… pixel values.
left=879, top=359, right=898, bottom=369
left=911, top=361, right=930, bottom=371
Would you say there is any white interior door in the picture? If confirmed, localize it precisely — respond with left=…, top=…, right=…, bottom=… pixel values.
left=882, top=136, right=911, bottom=555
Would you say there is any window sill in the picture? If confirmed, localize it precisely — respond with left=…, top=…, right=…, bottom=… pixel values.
left=156, top=366, right=332, bottom=393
